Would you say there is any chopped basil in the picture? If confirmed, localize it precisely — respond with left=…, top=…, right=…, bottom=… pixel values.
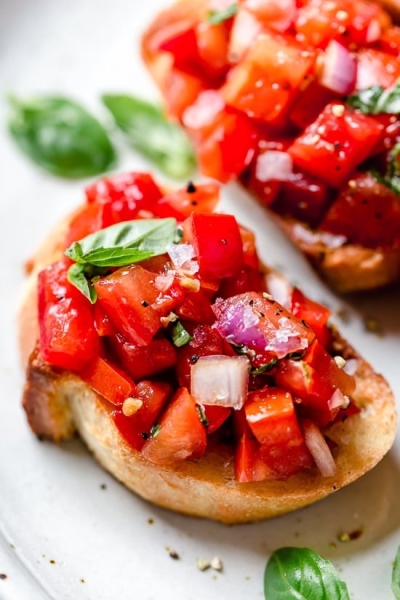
left=65, top=218, right=178, bottom=302
left=392, top=547, right=400, bottom=599
left=250, top=358, right=278, bottom=376
left=264, top=547, right=350, bottom=600
left=347, top=79, right=400, bottom=114
left=170, top=320, right=193, bottom=347
left=206, top=3, right=238, bottom=24
left=369, top=144, right=400, bottom=195
left=102, top=94, right=196, bottom=179
left=150, top=424, right=161, bottom=439
left=7, top=95, right=116, bottom=178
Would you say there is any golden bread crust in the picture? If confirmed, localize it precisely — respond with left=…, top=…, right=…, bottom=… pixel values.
left=141, top=0, right=400, bottom=293
left=19, top=209, right=397, bottom=523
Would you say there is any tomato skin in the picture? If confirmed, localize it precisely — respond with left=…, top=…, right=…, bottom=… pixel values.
left=93, top=302, right=115, bottom=337
left=291, top=287, right=331, bottom=347
left=221, top=32, right=317, bottom=125
left=113, top=380, right=172, bottom=450
left=163, top=67, right=207, bottom=121
left=288, top=103, right=384, bottom=187
left=235, top=435, right=272, bottom=482
left=289, top=80, right=339, bottom=130
left=275, top=339, right=355, bottom=424
left=94, top=264, right=185, bottom=346
left=152, top=182, right=220, bottom=220
left=203, top=404, right=231, bottom=434
left=109, top=332, right=177, bottom=381
left=141, top=387, right=207, bottom=465
left=186, top=212, right=244, bottom=279
left=218, top=265, right=264, bottom=299
left=176, top=290, right=216, bottom=325
left=80, top=355, right=135, bottom=405
left=320, top=172, right=400, bottom=247
left=64, top=203, right=115, bottom=251
left=38, top=261, right=99, bottom=372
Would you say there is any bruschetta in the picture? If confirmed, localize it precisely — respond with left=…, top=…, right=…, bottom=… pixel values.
left=141, top=0, right=400, bottom=292
left=19, top=171, right=396, bottom=523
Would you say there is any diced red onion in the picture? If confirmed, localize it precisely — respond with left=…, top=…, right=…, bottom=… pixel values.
left=319, top=40, right=357, bottom=95
left=303, top=420, right=336, bottom=478
left=292, top=223, right=347, bottom=249
left=229, top=7, right=263, bottom=62
left=343, top=358, right=359, bottom=376
left=255, top=151, right=293, bottom=183
left=191, top=355, right=250, bottom=410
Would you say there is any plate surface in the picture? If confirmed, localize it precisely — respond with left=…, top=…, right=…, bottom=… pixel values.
left=1, top=1, right=399, bottom=598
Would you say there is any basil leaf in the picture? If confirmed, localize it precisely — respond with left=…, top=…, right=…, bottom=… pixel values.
left=264, top=547, right=350, bottom=600
left=347, top=79, right=400, bottom=114
left=65, top=218, right=178, bottom=301
left=250, top=358, right=278, bottom=376
left=102, top=94, right=196, bottom=179
left=7, top=95, right=116, bottom=178
left=67, top=263, right=98, bottom=303
left=65, top=218, right=177, bottom=264
left=392, top=546, right=400, bottom=599
left=171, top=321, right=193, bottom=347
left=207, top=3, right=238, bottom=24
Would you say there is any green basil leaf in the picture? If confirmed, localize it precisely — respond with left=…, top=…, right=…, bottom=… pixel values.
left=392, top=546, right=400, bottom=599
left=264, top=547, right=350, bottom=600
left=346, top=79, right=400, bottom=114
left=171, top=320, right=193, bottom=347
left=7, top=95, right=116, bottom=178
left=65, top=218, right=178, bottom=264
left=67, top=263, right=98, bottom=303
left=250, top=358, right=278, bottom=376
left=207, top=3, right=238, bottom=24
left=101, top=94, right=196, bottom=179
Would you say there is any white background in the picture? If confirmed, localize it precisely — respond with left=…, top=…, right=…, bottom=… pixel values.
left=0, top=1, right=400, bottom=598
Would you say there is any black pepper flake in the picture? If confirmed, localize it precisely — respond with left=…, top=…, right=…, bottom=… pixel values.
left=249, top=299, right=254, bottom=307
left=148, top=518, right=154, bottom=525
left=100, top=483, right=107, bottom=490
left=49, top=560, right=56, bottom=565
left=301, top=319, right=310, bottom=328
left=191, top=354, right=199, bottom=364
left=141, top=432, right=150, bottom=440
left=141, top=300, right=150, bottom=307
left=0, top=574, right=7, bottom=580
left=80, top=579, right=85, bottom=584
left=186, top=181, right=197, bottom=193
left=167, top=548, right=180, bottom=560
left=191, top=200, right=198, bottom=206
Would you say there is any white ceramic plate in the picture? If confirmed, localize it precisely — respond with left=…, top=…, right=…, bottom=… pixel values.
left=1, top=1, right=400, bottom=598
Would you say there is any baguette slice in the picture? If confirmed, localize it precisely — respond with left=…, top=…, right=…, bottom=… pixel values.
left=19, top=206, right=397, bottom=524
left=141, top=0, right=400, bottom=293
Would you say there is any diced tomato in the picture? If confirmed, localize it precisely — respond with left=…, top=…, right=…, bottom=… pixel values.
left=176, top=290, right=216, bottom=324
left=80, top=355, right=135, bottom=405
left=152, top=182, right=220, bottom=220
left=94, top=302, right=115, bottom=336
left=158, top=26, right=201, bottom=75
left=94, top=264, right=185, bottom=346
left=38, top=261, right=99, bottom=372
left=195, top=20, right=231, bottom=79
left=287, top=103, right=384, bottom=187
left=64, top=203, right=115, bottom=250
left=162, top=67, right=207, bottom=120
left=376, top=26, right=400, bottom=57
left=213, top=291, right=316, bottom=361
left=113, top=380, right=172, bottom=450
left=185, top=212, right=244, bottom=279
left=275, top=339, right=355, bottom=424
left=295, top=0, right=388, bottom=49
left=239, top=224, right=261, bottom=269
left=291, top=287, right=331, bottom=347
left=195, top=107, right=259, bottom=182
left=371, top=114, right=400, bottom=156
left=244, top=0, right=296, bottom=32
left=245, top=386, right=313, bottom=478
left=85, top=172, right=163, bottom=219
left=141, top=387, right=207, bottom=465
left=235, top=435, right=272, bottom=482
left=320, top=172, right=400, bottom=247
left=221, top=32, right=316, bottom=125
left=109, top=332, right=177, bottom=381
left=289, top=80, right=339, bottom=130
left=356, top=49, right=400, bottom=90
left=203, top=404, right=231, bottom=434
left=176, top=324, right=225, bottom=388
left=273, top=169, right=332, bottom=226
left=218, top=265, right=264, bottom=298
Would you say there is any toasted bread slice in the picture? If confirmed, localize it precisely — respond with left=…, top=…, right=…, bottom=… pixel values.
left=141, top=0, right=400, bottom=293
left=19, top=208, right=397, bottom=523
